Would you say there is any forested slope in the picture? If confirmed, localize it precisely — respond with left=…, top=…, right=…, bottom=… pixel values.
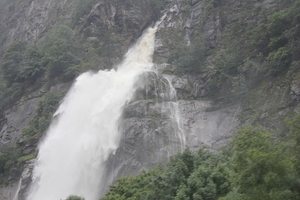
left=102, top=117, right=300, bottom=200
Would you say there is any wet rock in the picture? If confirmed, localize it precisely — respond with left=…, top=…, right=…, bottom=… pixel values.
left=100, top=70, right=240, bottom=196
left=260, top=113, right=269, bottom=119
left=1, top=0, right=74, bottom=49
left=179, top=100, right=241, bottom=149
left=163, top=74, right=209, bottom=99
left=0, top=97, right=40, bottom=149
left=0, top=181, right=21, bottom=200
left=83, top=0, right=159, bottom=58
left=290, top=80, right=300, bottom=101
left=17, top=160, right=35, bottom=200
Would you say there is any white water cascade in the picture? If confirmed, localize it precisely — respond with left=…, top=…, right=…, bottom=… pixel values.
left=164, top=76, right=186, bottom=151
left=27, top=24, right=159, bottom=200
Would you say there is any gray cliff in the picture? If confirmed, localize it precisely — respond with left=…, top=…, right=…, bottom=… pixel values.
left=0, top=0, right=299, bottom=199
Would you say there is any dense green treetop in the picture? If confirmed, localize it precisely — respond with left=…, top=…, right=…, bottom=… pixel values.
left=102, top=114, right=300, bottom=200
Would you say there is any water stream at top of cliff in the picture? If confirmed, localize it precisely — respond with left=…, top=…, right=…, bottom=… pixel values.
left=27, top=22, right=161, bottom=200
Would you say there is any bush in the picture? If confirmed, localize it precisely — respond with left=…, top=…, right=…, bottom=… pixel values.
left=227, top=126, right=297, bottom=199
left=18, top=45, right=46, bottom=82
left=43, top=25, right=81, bottom=80
left=169, top=40, right=206, bottom=74
left=71, top=0, right=97, bottom=27
left=0, top=82, right=23, bottom=110
left=103, top=148, right=230, bottom=200
left=0, top=146, right=21, bottom=175
left=22, top=91, right=64, bottom=139
left=149, top=0, right=168, bottom=15
left=265, top=46, right=292, bottom=76
left=1, top=40, right=27, bottom=85
left=65, top=195, right=85, bottom=200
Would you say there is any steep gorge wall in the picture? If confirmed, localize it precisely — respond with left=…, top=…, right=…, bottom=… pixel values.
left=0, top=0, right=300, bottom=199
left=0, top=0, right=74, bottom=50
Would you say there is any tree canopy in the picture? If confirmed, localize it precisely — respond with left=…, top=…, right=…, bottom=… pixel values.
left=102, top=116, right=300, bottom=200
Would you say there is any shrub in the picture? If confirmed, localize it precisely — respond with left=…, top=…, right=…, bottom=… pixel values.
left=65, top=195, right=85, bottom=200
left=22, top=91, right=64, bottom=139
left=169, top=40, right=206, bottom=74
left=71, top=0, right=97, bottom=27
left=1, top=40, right=27, bottom=85
left=43, top=25, right=81, bottom=81
left=18, top=45, right=46, bottom=82
left=0, top=146, right=21, bottom=175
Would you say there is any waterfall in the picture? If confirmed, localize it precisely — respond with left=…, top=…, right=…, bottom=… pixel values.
left=27, top=24, right=159, bottom=200
left=12, top=178, right=22, bottom=200
left=163, top=76, right=186, bottom=151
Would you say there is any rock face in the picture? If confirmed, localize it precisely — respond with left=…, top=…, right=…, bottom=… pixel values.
left=100, top=67, right=240, bottom=195
left=179, top=100, right=240, bottom=149
left=0, top=83, right=69, bottom=200
left=0, top=0, right=73, bottom=49
left=98, top=72, right=186, bottom=194
left=0, top=83, right=69, bottom=150
left=154, top=0, right=279, bottom=63
left=0, top=95, right=41, bottom=149
left=0, top=0, right=297, bottom=199
left=81, top=0, right=160, bottom=65
left=0, top=181, right=20, bottom=200
left=0, top=0, right=238, bottom=199
left=291, top=79, right=300, bottom=102
left=85, top=0, right=156, bottom=36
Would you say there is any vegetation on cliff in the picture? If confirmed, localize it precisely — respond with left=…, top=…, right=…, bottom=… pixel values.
left=0, top=0, right=300, bottom=198
left=101, top=115, right=300, bottom=200
left=168, top=0, right=300, bottom=99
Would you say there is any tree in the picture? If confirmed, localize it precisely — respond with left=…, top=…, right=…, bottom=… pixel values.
left=22, top=91, right=63, bottom=139
left=103, top=170, right=159, bottom=200
left=0, top=146, right=21, bottom=175
left=18, top=45, right=45, bottom=82
left=286, top=114, right=300, bottom=196
left=169, top=39, right=206, bottom=74
left=147, top=156, right=190, bottom=200
left=226, top=126, right=297, bottom=200
left=1, top=40, right=27, bottom=85
left=65, top=195, right=85, bottom=200
left=43, top=25, right=81, bottom=80
left=175, top=149, right=231, bottom=200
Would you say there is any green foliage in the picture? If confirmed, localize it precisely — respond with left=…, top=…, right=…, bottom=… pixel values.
left=0, top=82, right=23, bottom=110
left=253, top=1, right=300, bottom=76
left=102, top=148, right=230, bottom=200
left=286, top=114, right=300, bottom=176
left=0, top=41, right=46, bottom=111
left=65, top=195, right=85, bottom=200
left=103, top=119, right=300, bottom=200
left=0, top=146, right=21, bottom=176
left=176, top=164, right=231, bottom=200
left=1, top=4, right=91, bottom=91
left=1, top=40, right=27, bottom=85
left=22, top=91, right=64, bottom=139
left=148, top=0, right=169, bottom=16
left=17, top=152, right=37, bottom=162
left=148, top=155, right=190, bottom=199
left=214, top=48, right=241, bottom=76
left=71, top=0, right=97, bottom=27
left=18, top=45, right=46, bottom=82
left=169, top=40, right=206, bottom=74
left=265, top=46, right=292, bottom=75
left=174, top=149, right=231, bottom=200
left=226, top=126, right=298, bottom=200
left=103, top=170, right=160, bottom=200
left=174, top=1, right=300, bottom=98
left=43, top=25, right=81, bottom=81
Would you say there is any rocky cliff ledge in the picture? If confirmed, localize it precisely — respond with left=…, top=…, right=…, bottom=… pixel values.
left=0, top=0, right=299, bottom=199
